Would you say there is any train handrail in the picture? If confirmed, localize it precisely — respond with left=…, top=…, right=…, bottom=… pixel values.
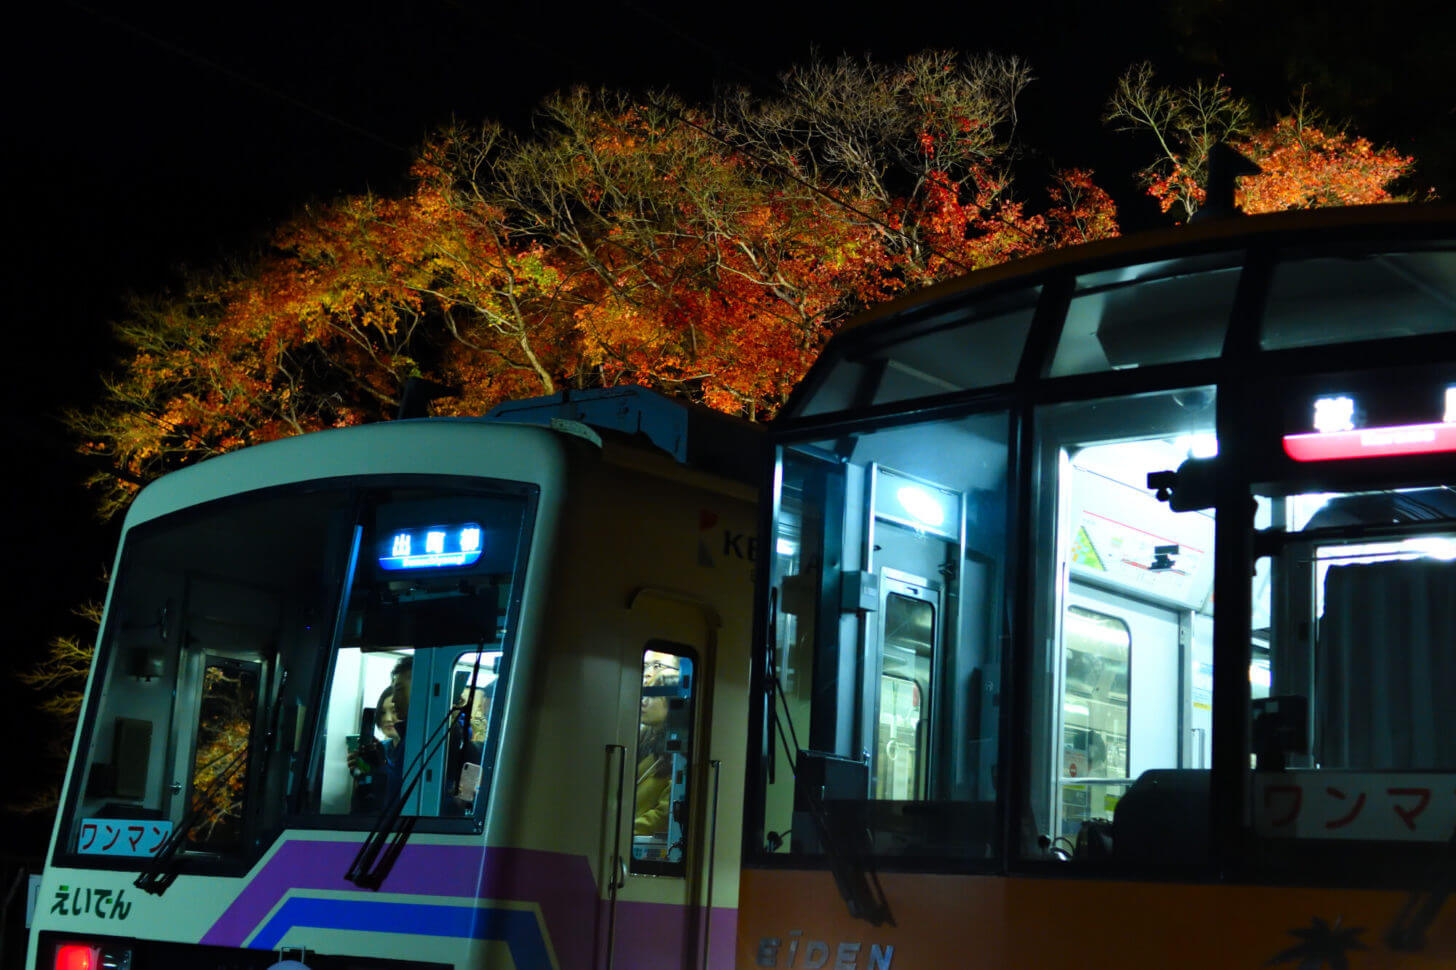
left=604, top=743, right=628, bottom=970
left=702, top=758, right=722, bottom=970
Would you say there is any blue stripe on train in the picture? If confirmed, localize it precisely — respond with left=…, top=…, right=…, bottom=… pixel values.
left=249, top=896, right=552, bottom=969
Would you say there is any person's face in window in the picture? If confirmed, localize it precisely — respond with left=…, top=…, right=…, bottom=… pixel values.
left=641, top=653, right=679, bottom=727
left=392, top=665, right=412, bottom=721
left=456, top=685, right=492, bottom=740
left=378, top=695, right=399, bottom=741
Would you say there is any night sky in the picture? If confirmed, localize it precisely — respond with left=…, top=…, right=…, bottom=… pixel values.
left=5, top=0, right=1453, bottom=853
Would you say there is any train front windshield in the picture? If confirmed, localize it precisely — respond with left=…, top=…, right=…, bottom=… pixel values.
left=59, top=480, right=533, bottom=872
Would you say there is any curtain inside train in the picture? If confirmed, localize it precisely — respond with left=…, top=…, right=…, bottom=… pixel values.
left=1317, top=558, right=1456, bottom=769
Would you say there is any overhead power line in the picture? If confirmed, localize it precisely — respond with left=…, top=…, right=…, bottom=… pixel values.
left=65, top=0, right=411, bottom=155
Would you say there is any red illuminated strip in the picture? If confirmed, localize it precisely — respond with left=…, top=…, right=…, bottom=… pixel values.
left=1283, top=421, right=1456, bottom=461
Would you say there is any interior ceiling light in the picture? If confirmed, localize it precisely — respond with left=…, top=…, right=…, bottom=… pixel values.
left=896, top=485, right=946, bottom=528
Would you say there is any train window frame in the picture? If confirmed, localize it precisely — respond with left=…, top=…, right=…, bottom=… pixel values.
left=1260, top=244, right=1456, bottom=352
left=301, top=485, right=534, bottom=834
left=752, top=402, right=1013, bottom=872
left=1022, top=387, right=1219, bottom=871
left=1245, top=479, right=1456, bottom=881
left=52, top=483, right=359, bottom=876
left=793, top=284, right=1040, bottom=416
left=630, top=641, right=700, bottom=877
left=181, top=654, right=264, bottom=854
left=1049, top=252, right=1244, bottom=377
left=753, top=218, right=1456, bottom=891
left=52, top=475, right=538, bottom=875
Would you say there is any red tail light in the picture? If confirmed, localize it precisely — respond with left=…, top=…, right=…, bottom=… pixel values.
left=54, top=944, right=99, bottom=970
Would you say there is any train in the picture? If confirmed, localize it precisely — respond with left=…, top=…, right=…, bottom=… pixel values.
left=30, top=201, right=1456, bottom=969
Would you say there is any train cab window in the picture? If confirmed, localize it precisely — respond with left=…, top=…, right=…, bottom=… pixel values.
left=310, top=491, right=528, bottom=825
left=632, top=645, right=697, bottom=875
left=59, top=482, right=531, bottom=869
left=61, top=488, right=358, bottom=866
left=1250, top=486, right=1456, bottom=847
left=762, top=409, right=1010, bottom=863
left=1049, top=254, right=1242, bottom=377
left=1261, top=247, right=1456, bottom=351
left=1026, top=388, right=1217, bottom=865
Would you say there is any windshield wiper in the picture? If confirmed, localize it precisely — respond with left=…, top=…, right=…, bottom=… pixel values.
left=134, top=746, right=249, bottom=896
left=345, top=651, right=485, bottom=889
left=765, top=593, right=893, bottom=926
left=1387, top=824, right=1456, bottom=951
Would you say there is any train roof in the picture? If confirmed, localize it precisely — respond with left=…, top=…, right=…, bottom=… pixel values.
left=123, top=388, right=760, bottom=532
left=782, top=203, right=1456, bottom=421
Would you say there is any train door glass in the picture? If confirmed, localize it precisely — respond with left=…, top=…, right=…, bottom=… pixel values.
left=1250, top=486, right=1456, bottom=845
left=184, top=657, right=262, bottom=850
left=609, top=594, right=716, bottom=968
left=873, top=583, right=936, bottom=801
left=1027, top=387, right=1216, bottom=865
left=631, top=645, right=697, bottom=875
left=1058, top=604, right=1130, bottom=836
left=761, top=408, right=1010, bottom=863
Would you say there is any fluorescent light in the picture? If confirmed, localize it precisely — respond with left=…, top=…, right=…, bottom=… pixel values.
left=896, top=485, right=946, bottom=528
left=1313, top=396, right=1356, bottom=433
left=1175, top=433, right=1219, bottom=459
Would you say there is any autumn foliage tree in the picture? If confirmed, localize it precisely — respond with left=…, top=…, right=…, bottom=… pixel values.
left=72, top=50, right=1122, bottom=515
left=1106, top=62, right=1418, bottom=219
left=22, top=56, right=1421, bottom=806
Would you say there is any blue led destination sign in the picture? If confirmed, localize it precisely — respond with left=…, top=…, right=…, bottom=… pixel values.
left=378, top=523, right=485, bottom=571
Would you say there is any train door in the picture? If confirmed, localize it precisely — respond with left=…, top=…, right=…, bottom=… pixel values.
left=864, top=465, right=963, bottom=803
left=163, top=576, right=275, bottom=851
left=871, top=571, right=939, bottom=801
left=607, top=590, right=718, bottom=970
left=1056, top=583, right=1183, bottom=838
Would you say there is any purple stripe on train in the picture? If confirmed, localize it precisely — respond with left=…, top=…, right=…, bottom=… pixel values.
left=201, top=839, right=736, bottom=969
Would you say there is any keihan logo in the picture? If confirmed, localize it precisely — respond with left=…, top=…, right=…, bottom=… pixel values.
left=699, top=509, right=756, bottom=567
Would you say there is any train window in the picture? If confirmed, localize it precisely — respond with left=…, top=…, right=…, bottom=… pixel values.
left=59, top=482, right=531, bottom=868
left=1026, top=388, right=1217, bottom=865
left=311, top=490, right=528, bottom=823
left=1250, top=486, right=1456, bottom=845
left=1261, top=247, right=1456, bottom=351
left=1050, top=254, right=1242, bottom=377
left=632, top=645, right=697, bottom=876
left=62, top=487, right=357, bottom=864
left=762, top=408, right=1010, bottom=863
left=797, top=286, right=1037, bottom=415
left=185, top=658, right=262, bottom=850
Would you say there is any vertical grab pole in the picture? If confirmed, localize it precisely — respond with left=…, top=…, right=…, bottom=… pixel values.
left=605, top=743, right=628, bottom=970
left=702, top=759, right=722, bottom=970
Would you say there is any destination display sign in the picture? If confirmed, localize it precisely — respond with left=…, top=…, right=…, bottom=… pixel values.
left=377, top=522, right=485, bottom=571
left=1283, top=388, right=1456, bottom=462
